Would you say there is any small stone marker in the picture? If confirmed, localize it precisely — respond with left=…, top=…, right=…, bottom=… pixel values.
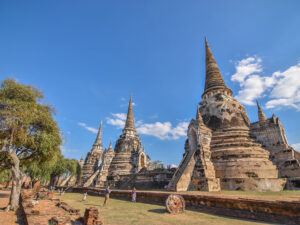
left=165, top=194, right=185, bottom=214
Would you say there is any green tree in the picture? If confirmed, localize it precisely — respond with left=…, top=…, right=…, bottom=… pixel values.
left=0, top=169, right=11, bottom=184
left=151, top=160, right=164, bottom=169
left=23, top=154, right=58, bottom=186
left=49, top=154, right=80, bottom=186
left=0, top=79, right=61, bottom=210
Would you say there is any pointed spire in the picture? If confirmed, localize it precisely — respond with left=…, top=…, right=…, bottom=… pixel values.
left=80, top=155, right=84, bottom=161
left=93, top=121, right=103, bottom=150
left=108, top=140, right=113, bottom=151
left=256, top=100, right=267, bottom=122
left=196, top=104, right=201, bottom=120
left=123, top=95, right=136, bottom=132
left=203, top=38, right=232, bottom=98
left=196, top=105, right=204, bottom=125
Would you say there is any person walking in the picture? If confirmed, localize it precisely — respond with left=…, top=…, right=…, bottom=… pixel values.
left=82, top=192, right=87, bottom=201
left=103, top=185, right=111, bottom=206
left=132, top=187, right=136, bottom=202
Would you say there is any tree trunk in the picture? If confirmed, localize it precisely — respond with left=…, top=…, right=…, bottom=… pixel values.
left=50, top=174, right=56, bottom=187
left=7, top=151, right=22, bottom=211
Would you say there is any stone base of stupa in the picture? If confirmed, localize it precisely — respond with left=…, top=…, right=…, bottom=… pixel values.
left=220, top=178, right=286, bottom=191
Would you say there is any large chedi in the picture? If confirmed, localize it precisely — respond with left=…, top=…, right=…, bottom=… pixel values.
left=168, top=38, right=292, bottom=191
left=81, top=121, right=104, bottom=185
left=107, top=96, right=151, bottom=186
left=81, top=121, right=115, bottom=187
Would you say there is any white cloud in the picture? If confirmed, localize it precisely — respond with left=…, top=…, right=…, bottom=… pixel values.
left=112, top=113, right=127, bottom=120
left=106, top=113, right=188, bottom=140
left=137, top=122, right=188, bottom=140
left=231, top=57, right=300, bottom=109
left=292, top=143, right=300, bottom=151
left=106, top=113, right=126, bottom=129
left=135, top=120, right=144, bottom=127
left=265, top=63, right=300, bottom=110
left=234, top=75, right=265, bottom=105
left=231, top=57, right=262, bottom=83
left=106, top=118, right=125, bottom=129
left=231, top=56, right=271, bottom=105
left=265, top=98, right=299, bottom=110
left=78, top=122, right=98, bottom=133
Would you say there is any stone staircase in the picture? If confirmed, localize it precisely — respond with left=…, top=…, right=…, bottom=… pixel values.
left=209, top=128, right=280, bottom=179
left=83, top=170, right=100, bottom=187
left=167, top=148, right=196, bottom=191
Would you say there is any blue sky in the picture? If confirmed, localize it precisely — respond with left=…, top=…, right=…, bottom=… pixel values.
left=1, top=1, right=300, bottom=165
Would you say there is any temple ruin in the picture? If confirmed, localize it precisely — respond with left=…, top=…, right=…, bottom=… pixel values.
left=107, top=95, right=151, bottom=187
left=80, top=96, right=151, bottom=188
left=168, top=38, right=300, bottom=191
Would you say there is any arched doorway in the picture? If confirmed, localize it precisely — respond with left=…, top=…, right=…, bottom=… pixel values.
left=188, top=128, right=198, bottom=152
left=140, top=154, right=145, bottom=168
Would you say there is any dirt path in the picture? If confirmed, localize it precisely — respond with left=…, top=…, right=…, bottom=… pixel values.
left=0, top=190, right=24, bottom=225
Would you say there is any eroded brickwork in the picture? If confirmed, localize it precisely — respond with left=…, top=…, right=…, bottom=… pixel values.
left=83, top=207, right=103, bottom=225
left=21, top=190, right=81, bottom=225
left=250, top=114, right=300, bottom=189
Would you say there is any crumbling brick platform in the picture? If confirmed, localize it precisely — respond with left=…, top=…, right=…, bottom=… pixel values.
left=21, top=190, right=82, bottom=225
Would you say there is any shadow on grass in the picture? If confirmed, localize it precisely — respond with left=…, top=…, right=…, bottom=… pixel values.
left=148, top=209, right=166, bottom=214
left=16, top=207, right=26, bottom=225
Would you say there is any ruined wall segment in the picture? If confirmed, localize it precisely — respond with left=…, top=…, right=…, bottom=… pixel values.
left=168, top=106, right=220, bottom=191
left=250, top=109, right=300, bottom=189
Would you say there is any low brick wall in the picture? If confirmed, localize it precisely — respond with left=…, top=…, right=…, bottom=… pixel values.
left=59, top=186, right=300, bottom=225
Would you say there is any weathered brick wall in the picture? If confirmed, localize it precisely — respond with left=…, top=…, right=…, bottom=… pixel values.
left=250, top=117, right=288, bottom=148
left=59, top=186, right=300, bottom=225
left=117, top=169, right=173, bottom=190
left=250, top=117, right=300, bottom=186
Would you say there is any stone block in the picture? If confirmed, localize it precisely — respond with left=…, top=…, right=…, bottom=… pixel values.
left=191, top=178, right=220, bottom=191
left=220, top=178, right=286, bottom=191
left=50, top=216, right=71, bottom=225
left=83, top=207, right=103, bottom=225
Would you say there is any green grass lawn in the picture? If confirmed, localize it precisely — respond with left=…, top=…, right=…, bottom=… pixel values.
left=57, top=192, right=274, bottom=225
